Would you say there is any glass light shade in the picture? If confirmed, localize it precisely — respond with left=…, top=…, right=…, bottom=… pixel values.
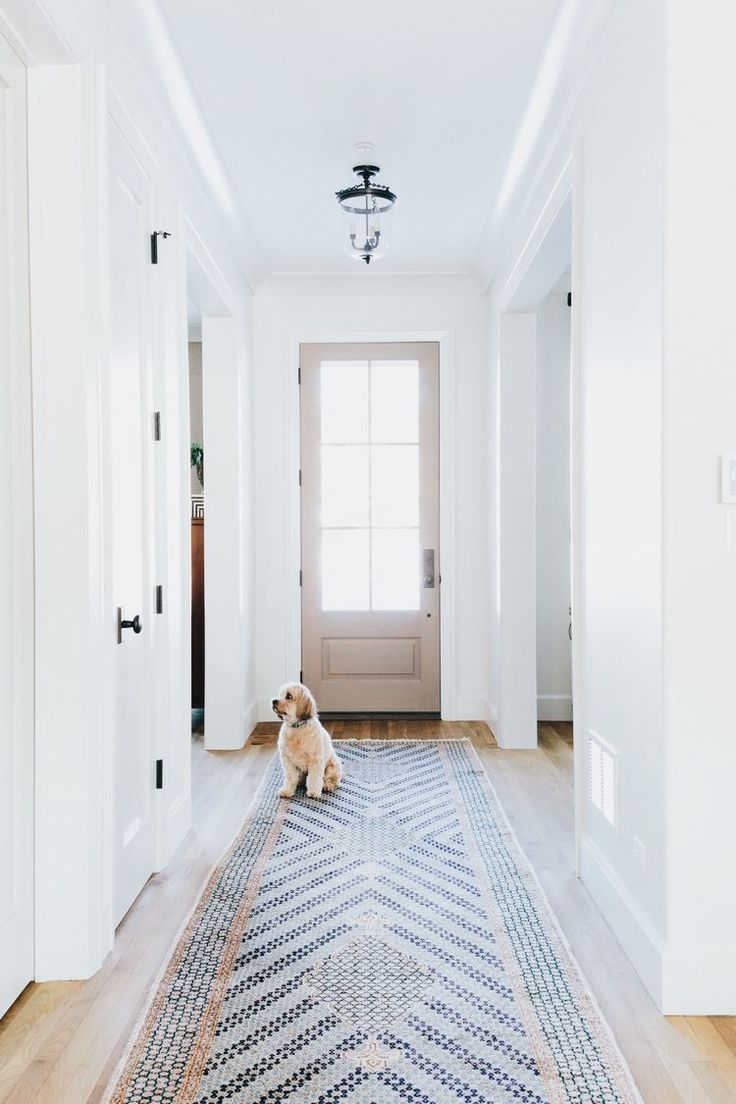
left=343, top=201, right=392, bottom=263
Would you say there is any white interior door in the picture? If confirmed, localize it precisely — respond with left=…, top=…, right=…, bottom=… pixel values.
left=0, top=34, right=34, bottom=1016
left=301, top=342, right=440, bottom=712
left=108, top=122, right=156, bottom=925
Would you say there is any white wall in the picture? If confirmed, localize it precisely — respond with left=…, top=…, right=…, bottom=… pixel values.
left=488, top=0, right=668, bottom=1005
left=9, top=0, right=258, bottom=978
left=490, top=0, right=736, bottom=1014
left=661, top=0, right=736, bottom=1012
left=252, top=275, right=490, bottom=723
left=535, top=290, right=571, bottom=721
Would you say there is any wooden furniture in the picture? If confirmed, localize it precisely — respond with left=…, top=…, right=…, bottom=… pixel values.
left=191, top=517, right=204, bottom=708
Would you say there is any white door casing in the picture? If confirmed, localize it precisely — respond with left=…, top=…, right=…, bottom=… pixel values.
left=0, top=33, right=34, bottom=1016
left=300, top=342, right=440, bottom=713
left=108, top=120, right=157, bottom=925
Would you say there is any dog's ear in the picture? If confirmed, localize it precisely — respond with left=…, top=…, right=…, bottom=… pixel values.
left=296, top=685, right=315, bottom=719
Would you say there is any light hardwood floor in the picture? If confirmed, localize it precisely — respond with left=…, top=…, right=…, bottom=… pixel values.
left=0, top=719, right=734, bottom=1103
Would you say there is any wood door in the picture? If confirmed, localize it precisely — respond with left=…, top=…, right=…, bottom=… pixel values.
left=0, top=32, right=33, bottom=1017
left=300, top=342, right=439, bottom=712
left=108, top=122, right=156, bottom=924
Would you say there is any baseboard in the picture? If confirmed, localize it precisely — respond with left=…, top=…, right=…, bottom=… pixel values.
left=243, top=699, right=260, bottom=740
left=257, top=695, right=489, bottom=726
left=579, top=835, right=664, bottom=1009
left=484, top=697, right=498, bottom=737
left=256, top=697, right=278, bottom=724
left=537, top=694, right=573, bottom=721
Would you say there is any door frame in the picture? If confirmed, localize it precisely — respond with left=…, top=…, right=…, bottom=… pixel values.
left=0, top=25, right=35, bottom=1017
left=285, top=328, right=459, bottom=719
left=494, top=156, right=585, bottom=872
left=178, top=212, right=253, bottom=750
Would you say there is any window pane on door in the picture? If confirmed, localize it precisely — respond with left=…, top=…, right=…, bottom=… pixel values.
left=321, top=361, right=368, bottom=443
left=321, top=445, right=369, bottom=527
left=372, top=528, right=420, bottom=610
left=370, top=361, right=419, bottom=443
left=371, top=445, right=419, bottom=527
left=322, top=529, right=369, bottom=610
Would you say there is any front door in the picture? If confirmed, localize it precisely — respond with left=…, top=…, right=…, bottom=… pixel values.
left=108, top=122, right=157, bottom=924
left=300, top=342, right=439, bottom=712
left=0, top=32, right=33, bottom=1017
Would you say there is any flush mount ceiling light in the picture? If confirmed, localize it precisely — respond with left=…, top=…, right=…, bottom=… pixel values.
left=335, top=165, right=397, bottom=265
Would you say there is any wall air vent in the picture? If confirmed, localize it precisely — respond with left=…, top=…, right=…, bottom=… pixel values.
left=588, top=730, right=618, bottom=829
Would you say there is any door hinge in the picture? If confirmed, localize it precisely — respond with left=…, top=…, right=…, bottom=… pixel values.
left=155, top=759, right=164, bottom=789
left=298, top=468, right=302, bottom=487
left=300, top=669, right=303, bottom=683
left=150, top=230, right=171, bottom=264
left=153, top=411, right=161, bottom=440
left=299, top=569, right=303, bottom=587
left=298, top=366, right=301, bottom=385
left=155, top=584, right=163, bottom=614
left=567, top=291, right=572, bottom=307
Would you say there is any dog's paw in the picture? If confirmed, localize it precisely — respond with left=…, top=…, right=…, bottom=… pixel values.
left=306, top=788, right=323, bottom=799
left=278, top=788, right=296, bottom=799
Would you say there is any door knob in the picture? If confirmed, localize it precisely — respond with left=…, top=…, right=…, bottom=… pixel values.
left=117, top=608, right=143, bottom=643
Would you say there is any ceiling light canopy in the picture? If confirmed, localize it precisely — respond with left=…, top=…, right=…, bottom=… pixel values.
left=335, top=165, right=397, bottom=265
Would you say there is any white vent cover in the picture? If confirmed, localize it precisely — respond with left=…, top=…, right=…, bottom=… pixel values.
left=588, top=731, right=618, bottom=829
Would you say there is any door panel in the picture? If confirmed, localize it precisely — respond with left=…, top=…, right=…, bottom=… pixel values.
left=108, top=122, right=156, bottom=924
left=301, top=343, right=439, bottom=712
left=0, top=34, right=33, bottom=1016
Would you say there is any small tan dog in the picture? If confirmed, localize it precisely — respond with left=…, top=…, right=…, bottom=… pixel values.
left=272, top=682, right=342, bottom=799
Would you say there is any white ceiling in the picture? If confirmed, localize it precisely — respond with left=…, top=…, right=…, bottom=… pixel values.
left=155, top=0, right=564, bottom=279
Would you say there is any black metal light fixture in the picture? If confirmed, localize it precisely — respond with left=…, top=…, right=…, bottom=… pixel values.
left=335, top=165, right=397, bottom=265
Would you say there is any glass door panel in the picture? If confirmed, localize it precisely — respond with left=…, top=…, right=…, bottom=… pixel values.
left=319, top=360, right=421, bottom=612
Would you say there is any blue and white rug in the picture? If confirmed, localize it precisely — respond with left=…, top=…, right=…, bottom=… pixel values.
left=106, top=740, right=643, bottom=1103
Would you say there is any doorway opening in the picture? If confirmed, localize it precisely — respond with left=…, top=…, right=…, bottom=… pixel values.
left=187, top=305, right=205, bottom=739
left=182, top=223, right=246, bottom=753
left=535, top=272, right=572, bottom=730
left=496, top=187, right=578, bottom=855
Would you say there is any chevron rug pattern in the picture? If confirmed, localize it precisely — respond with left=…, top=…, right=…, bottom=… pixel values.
left=106, top=740, right=643, bottom=1104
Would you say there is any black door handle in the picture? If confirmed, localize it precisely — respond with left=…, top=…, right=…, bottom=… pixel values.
left=117, top=608, right=143, bottom=643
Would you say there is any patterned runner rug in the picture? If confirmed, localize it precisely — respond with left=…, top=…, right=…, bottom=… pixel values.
left=105, top=740, right=643, bottom=1104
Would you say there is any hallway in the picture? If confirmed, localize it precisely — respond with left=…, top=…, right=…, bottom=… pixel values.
left=1, top=724, right=733, bottom=1103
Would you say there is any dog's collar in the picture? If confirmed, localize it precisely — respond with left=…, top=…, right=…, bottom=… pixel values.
left=287, top=717, right=312, bottom=729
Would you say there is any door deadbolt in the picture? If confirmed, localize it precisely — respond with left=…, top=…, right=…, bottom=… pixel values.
left=422, top=549, right=435, bottom=588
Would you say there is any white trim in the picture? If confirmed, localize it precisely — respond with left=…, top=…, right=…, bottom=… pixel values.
left=569, top=150, right=585, bottom=877
left=498, top=162, right=575, bottom=313
left=285, top=328, right=459, bottom=721
left=29, top=59, right=113, bottom=978
left=537, top=695, right=573, bottom=721
left=242, top=700, right=260, bottom=742
left=0, top=0, right=74, bottom=65
left=0, top=28, right=36, bottom=1015
left=258, top=273, right=485, bottom=296
left=484, top=698, right=498, bottom=737
left=494, top=158, right=583, bottom=857
left=579, top=835, right=664, bottom=1009
left=181, top=213, right=250, bottom=754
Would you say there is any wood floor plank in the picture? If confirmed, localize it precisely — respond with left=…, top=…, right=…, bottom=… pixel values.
left=0, top=718, right=734, bottom=1103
